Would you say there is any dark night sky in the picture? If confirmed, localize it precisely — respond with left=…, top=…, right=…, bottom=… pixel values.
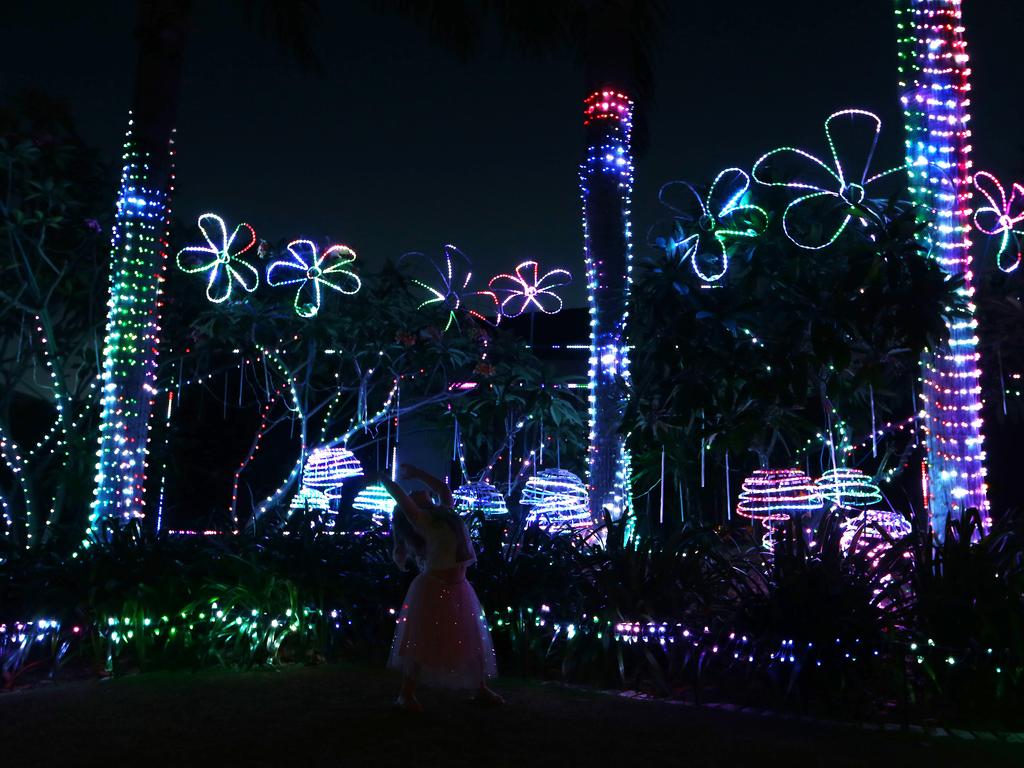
left=4, top=1, right=1023, bottom=308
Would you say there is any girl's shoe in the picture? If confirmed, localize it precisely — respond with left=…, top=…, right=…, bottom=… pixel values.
left=396, top=693, right=423, bottom=712
left=474, top=686, right=505, bottom=706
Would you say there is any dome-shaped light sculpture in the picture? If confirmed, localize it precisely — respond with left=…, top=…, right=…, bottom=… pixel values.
left=737, top=469, right=822, bottom=552
left=289, top=486, right=330, bottom=514
left=839, top=509, right=912, bottom=568
left=302, top=446, right=363, bottom=498
left=352, top=483, right=396, bottom=527
left=289, top=486, right=334, bottom=529
left=737, top=469, right=822, bottom=521
left=521, top=469, right=590, bottom=531
left=815, top=467, right=882, bottom=509
left=453, top=480, right=508, bottom=520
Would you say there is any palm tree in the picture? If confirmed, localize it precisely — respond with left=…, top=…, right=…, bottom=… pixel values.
left=90, top=0, right=191, bottom=537
left=894, top=0, right=989, bottom=537
left=90, top=0, right=322, bottom=538
left=90, top=0, right=538, bottom=539
left=425, top=0, right=666, bottom=523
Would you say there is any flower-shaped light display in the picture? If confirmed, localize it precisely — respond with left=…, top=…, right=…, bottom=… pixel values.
left=752, top=109, right=902, bottom=250
left=176, top=213, right=259, bottom=303
left=488, top=261, right=572, bottom=317
left=654, top=168, right=768, bottom=282
left=402, top=245, right=498, bottom=330
left=302, top=447, right=363, bottom=499
left=815, top=468, right=882, bottom=510
left=521, top=469, right=590, bottom=531
left=267, top=240, right=361, bottom=318
left=973, top=171, right=1024, bottom=274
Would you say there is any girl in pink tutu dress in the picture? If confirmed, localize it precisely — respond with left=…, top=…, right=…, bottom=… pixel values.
left=379, top=465, right=501, bottom=712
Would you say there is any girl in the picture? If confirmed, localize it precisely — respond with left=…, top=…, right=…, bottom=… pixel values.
left=379, top=464, right=501, bottom=712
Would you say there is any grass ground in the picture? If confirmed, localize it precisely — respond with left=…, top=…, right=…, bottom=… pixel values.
left=1, top=663, right=1020, bottom=767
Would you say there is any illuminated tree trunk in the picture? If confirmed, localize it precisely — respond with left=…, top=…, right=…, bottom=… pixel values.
left=581, top=85, right=635, bottom=525
left=90, top=1, right=189, bottom=538
left=895, top=0, right=989, bottom=536
left=580, top=7, right=643, bottom=526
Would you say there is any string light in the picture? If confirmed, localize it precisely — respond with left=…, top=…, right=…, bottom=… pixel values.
left=895, top=0, right=989, bottom=532
left=266, top=240, right=361, bottom=318
left=90, top=119, right=175, bottom=537
left=230, top=389, right=282, bottom=530
left=581, top=89, right=635, bottom=524
left=752, top=109, right=902, bottom=250
left=175, top=213, right=258, bottom=303
left=815, top=468, right=883, bottom=509
left=655, top=168, right=768, bottom=281
left=521, top=469, right=590, bottom=531
left=488, top=260, right=572, bottom=317
left=972, top=171, right=1023, bottom=273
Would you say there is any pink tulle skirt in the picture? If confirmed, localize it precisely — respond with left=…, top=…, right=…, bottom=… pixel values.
left=387, top=564, right=497, bottom=689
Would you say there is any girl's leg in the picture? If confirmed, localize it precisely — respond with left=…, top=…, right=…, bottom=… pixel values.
left=397, top=664, right=422, bottom=712
left=475, top=683, right=504, bottom=705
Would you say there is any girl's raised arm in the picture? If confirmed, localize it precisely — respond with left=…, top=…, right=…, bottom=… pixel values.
left=402, top=464, right=454, bottom=507
left=379, top=476, right=427, bottom=528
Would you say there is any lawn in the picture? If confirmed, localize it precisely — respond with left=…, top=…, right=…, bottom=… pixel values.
left=1, top=664, right=1019, bottom=767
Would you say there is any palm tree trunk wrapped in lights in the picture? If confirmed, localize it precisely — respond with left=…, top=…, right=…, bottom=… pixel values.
left=90, top=1, right=189, bottom=538
left=580, top=89, right=634, bottom=523
left=894, top=0, right=989, bottom=537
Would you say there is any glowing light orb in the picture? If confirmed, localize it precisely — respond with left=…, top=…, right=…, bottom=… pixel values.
left=839, top=508, right=912, bottom=568
left=266, top=240, right=361, bottom=318
left=815, top=468, right=882, bottom=509
left=176, top=213, right=259, bottom=303
left=352, top=483, right=396, bottom=526
left=752, top=109, right=902, bottom=250
left=737, top=469, right=822, bottom=522
left=452, top=481, right=508, bottom=520
left=302, top=447, right=363, bottom=497
left=488, top=261, right=572, bottom=317
left=521, top=469, right=590, bottom=531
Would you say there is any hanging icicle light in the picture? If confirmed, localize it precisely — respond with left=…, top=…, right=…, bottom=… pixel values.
left=302, top=447, right=363, bottom=498
left=815, top=468, right=882, bottom=510
left=452, top=481, right=508, bottom=520
left=351, top=483, right=395, bottom=526
left=521, top=469, right=590, bottom=531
